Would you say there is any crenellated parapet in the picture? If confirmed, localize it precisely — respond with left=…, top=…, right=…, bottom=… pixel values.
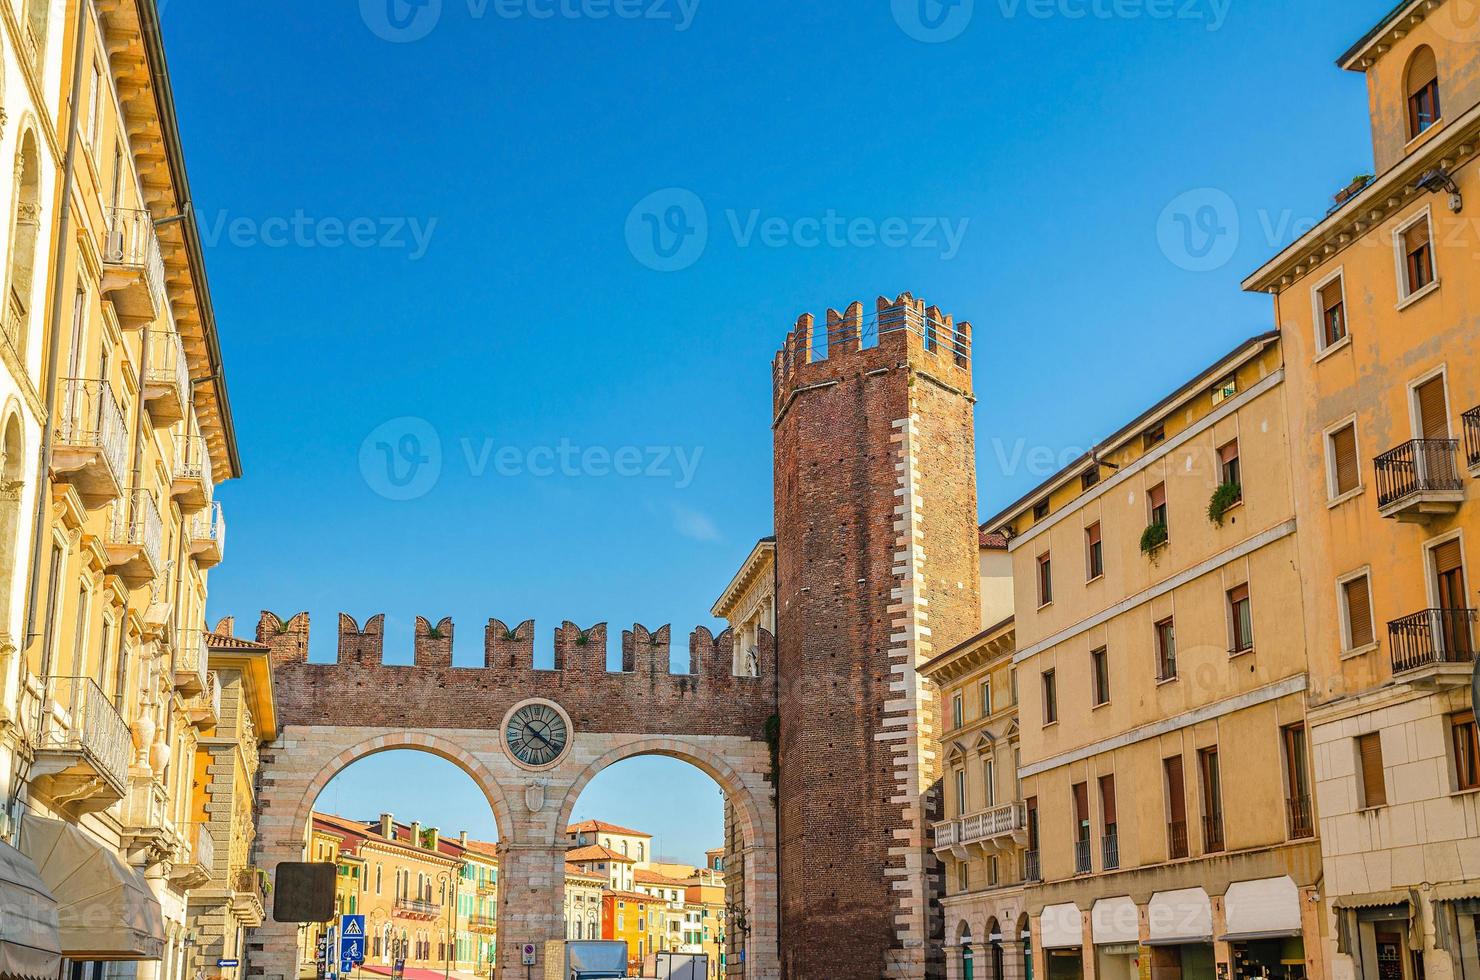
left=256, top=611, right=777, bottom=738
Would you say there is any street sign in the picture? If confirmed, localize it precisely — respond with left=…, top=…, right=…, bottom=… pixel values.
left=340, top=915, right=366, bottom=967
left=217, top=960, right=240, bottom=969
left=521, top=944, right=537, bottom=966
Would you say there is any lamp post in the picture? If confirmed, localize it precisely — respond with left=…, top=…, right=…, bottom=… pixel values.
left=435, top=869, right=455, bottom=980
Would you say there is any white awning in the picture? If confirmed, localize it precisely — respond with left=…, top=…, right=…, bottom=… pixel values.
left=1223, top=876, right=1302, bottom=942
left=1148, top=888, right=1212, bottom=945
left=1041, top=904, right=1084, bottom=949
left=1092, top=897, right=1139, bottom=946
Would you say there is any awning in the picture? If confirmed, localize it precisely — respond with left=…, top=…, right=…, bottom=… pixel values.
left=0, top=839, right=61, bottom=980
left=18, top=816, right=165, bottom=961
left=1041, top=904, right=1084, bottom=949
left=1222, top=876, right=1302, bottom=942
left=1435, top=882, right=1480, bottom=903
left=1332, top=889, right=1411, bottom=911
left=1092, top=897, right=1139, bottom=946
left=1148, top=888, right=1212, bottom=945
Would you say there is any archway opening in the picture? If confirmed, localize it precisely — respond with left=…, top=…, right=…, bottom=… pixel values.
left=0, top=412, right=24, bottom=640
left=4, top=129, right=41, bottom=361
left=297, top=748, right=504, bottom=980
left=561, top=755, right=734, bottom=980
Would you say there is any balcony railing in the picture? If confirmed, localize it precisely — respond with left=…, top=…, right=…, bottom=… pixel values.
left=1022, top=849, right=1041, bottom=882
left=1389, top=608, right=1477, bottom=674
left=1168, top=820, right=1189, bottom=859
left=143, top=329, right=190, bottom=423
left=1203, top=814, right=1225, bottom=853
left=1102, top=829, right=1119, bottom=871
left=102, top=206, right=167, bottom=319
left=54, top=378, right=127, bottom=498
left=466, top=915, right=497, bottom=934
left=932, top=820, right=959, bottom=851
left=36, top=676, right=131, bottom=795
left=171, top=822, right=216, bottom=887
left=1465, top=408, right=1480, bottom=473
left=1074, top=838, right=1092, bottom=875
left=232, top=867, right=266, bottom=910
left=1374, top=439, right=1463, bottom=519
left=174, top=628, right=208, bottom=695
left=393, top=898, right=442, bottom=919
left=960, top=801, right=1026, bottom=844
left=172, top=432, right=213, bottom=508
left=3, top=285, right=26, bottom=363
left=188, top=671, right=221, bottom=727
left=190, top=501, right=226, bottom=567
left=1287, top=795, right=1314, bottom=840
left=106, top=488, right=163, bottom=583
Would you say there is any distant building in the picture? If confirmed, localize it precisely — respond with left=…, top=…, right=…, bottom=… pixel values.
left=567, top=819, right=655, bottom=867
left=568, top=844, right=639, bottom=892
left=603, top=890, right=658, bottom=970
left=565, top=864, right=606, bottom=940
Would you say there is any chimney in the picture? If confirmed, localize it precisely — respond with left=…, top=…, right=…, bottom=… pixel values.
left=379, top=813, right=394, bottom=839
left=411, top=821, right=423, bottom=847
left=459, top=831, right=468, bottom=847
left=427, top=827, right=439, bottom=850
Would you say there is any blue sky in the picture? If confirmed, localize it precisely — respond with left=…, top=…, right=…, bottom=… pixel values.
left=169, top=0, right=1396, bottom=862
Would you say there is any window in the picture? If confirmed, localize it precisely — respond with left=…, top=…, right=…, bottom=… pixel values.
left=1155, top=617, right=1177, bottom=681
left=1085, top=522, right=1103, bottom=580
left=1328, top=422, right=1360, bottom=498
left=1399, top=214, right=1435, bottom=297
left=1143, top=424, right=1165, bottom=450
left=1318, top=274, right=1347, bottom=349
left=1148, top=482, right=1168, bottom=531
left=952, top=692, right=963, bottom=729
left=1358, top=732, right=1387, bottom=808
left=1033, top=500, right=1049, bottom=521
left=87, top=61, right=103, bottom=149
left=1405, top=45, right=1440, bottom=139
left=1218, top=441, right=1241, bottom=496
left=1041, top=670, right=1057, bottom=725
left=1037, top=552, right=1053, bottom=606
left=980, top=678, right=992, bottom=717
left=1414, top=373, right=1450, bottom=440
left=1452, top=711, right=1479, bottom=792
left=1199, top=747, right=1224, bottom=852
left=1009, top=668, right=1018, bottom=705
left=1228, top=584, right=1253, bottom=653
left=1090, top=647, right=1110, bottom=706
left=1164, top=755, right=1188, bottom=858
left=983, top=757, right=996, bottom=807
left=955, top=768, right=967, bottom=813
left=1099, top=775, right=1119, bottom=870
left=1341, top=573, right=1375, bottom=651
left=1081, top=467, right=1100, bottom=490
left=1072, top=782, right=1091, bottom=873
left=958, top=861, right=968, bottom=892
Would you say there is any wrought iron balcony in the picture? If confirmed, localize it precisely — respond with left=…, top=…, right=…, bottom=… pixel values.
left=52, top=378, right=127, bottom=501
left=143, top=328, right=190, bottom=424
left=1167, top=819, right=1189, bottom=859
left=191, top=501, right=226, bottom=568
left=1465, top=407, right=1480, bottom=475
left=187, top=671, right=221, bottom=728
left=476, top=878, right=497, bottom=896
left=1388, top=608, right=1476, bottom=684
left=31, top=676, right=130, bottom=813
left=393, top=897, right=442, bottom=920
left=1074, top=838, right=1092, bottom=874
left=101, top=206, right=167, bottom=321
left=174, top=628, right=209, bottom=695
left=1286, top=795, right=1314, bottom=840
left=1374, top=439, right=1464, bottom=522
left=1022, top=849, right=1041, bottom=882
left=172, top=432, right=213, bottom=510
left=466, top=915, right=497, bottom=934
left=105, top=488, right=163, bottom=586
left=1203, top=814, right=1225, bottom=853
left=1102, top=830, right=1119, bottom=871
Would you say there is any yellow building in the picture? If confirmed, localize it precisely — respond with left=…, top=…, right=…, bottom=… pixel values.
left=923, top=603, right=1030, bottom=980
left=567, top=818, right=655, bottom=866
left=983, top=335, right=1323, bottom=980
left=0, top=3, right=238, bottom=980
left=458, top=836, right=499, bottom=975
left=683, top=876, right=727, bottom=978
left=635, top=868, right=690, bottom=953
left=602, top=890, right=657, bottom=971
left=1242, top=5, right=1480, bottom=980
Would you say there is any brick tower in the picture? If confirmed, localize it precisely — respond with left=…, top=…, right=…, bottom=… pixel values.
left=772, top=294, right=980, bottom=980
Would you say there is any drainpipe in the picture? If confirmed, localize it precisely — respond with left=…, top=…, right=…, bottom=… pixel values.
left=10, top=0, right=94, bottom=837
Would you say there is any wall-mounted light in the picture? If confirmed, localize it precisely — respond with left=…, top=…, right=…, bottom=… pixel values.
left=1415, top=167, right=1462, bottom=213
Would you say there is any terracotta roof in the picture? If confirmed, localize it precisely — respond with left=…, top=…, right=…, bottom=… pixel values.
left=311, top=812, right=466, bottom=862
left=566, top=819, right=651, bottom=838
left=603, top=890, right=653, bottom=903
left=567, top=845, right=635, bottom=864
left=634, top=870, right=688, bottom=887
left=565, top=864, right=606, bottom=882
left=205, top=630, right=271, bottom=652
left=461, top=838, right=500, bottom=861
left=978, top=530, right=1009, bottom=550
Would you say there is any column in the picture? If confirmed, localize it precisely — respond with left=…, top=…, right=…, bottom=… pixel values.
left=971, top=944, right=994, bottom=980
left=1002, top=940, right=1027, bottom=980
left=494, top=842, right=566, bottom=980
left=947, top=945, right=964, bottom=980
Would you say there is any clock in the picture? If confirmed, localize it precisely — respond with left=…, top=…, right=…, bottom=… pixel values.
left=502, top=700, right=571, bottom=770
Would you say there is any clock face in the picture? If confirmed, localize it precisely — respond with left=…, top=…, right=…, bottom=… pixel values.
left=504, top=702, right=570, bottom=769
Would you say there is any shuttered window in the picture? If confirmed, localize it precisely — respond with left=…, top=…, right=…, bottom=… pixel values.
left=1086, top=522, right=1103, bottom=580
left=1416, top=376, right=1449, bottom=440
left=1099, top=775, right=1117, bottom=828
left=1042, top=670, right=1058, bottom=725
left=1038, top=552, right=1053, bottom=606
left=1164, top=755, right=1188, bottom=857
left=1090, top=647, right=1110, bottom=705
left=1406, top=46, right=1441, bottom=137
left=1320, top=277, right=1347, bottom=347
left=1359, top=732, right=1387, bottom=808
left=1330, top=424, right=1359, bottom=496
left=1343, top=575, right=1375, bottom=649
left=1148, top=482, right=1168, bottom=529
left=1218, top=441, right=1242, bottom=492
left=1435, top=538, right=1463, bottom=575
left=1452, top=711, right=1479, bottom=792
left=1229, top=584, right=1253, bottom=652
left=1402, top=217, right=1435, bottom=294
left=1073, top=782, right=1090, bottom=841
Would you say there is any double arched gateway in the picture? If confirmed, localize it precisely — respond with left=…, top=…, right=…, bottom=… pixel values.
left=249, top=613, right=779, bottom=980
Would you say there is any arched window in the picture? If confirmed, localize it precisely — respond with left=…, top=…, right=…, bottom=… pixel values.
left=621, top=840, right=629, bottom=857
left=4, top=131, right=42, bottom=364
left=637, top=842, right=645, bottom=861
left=21, top=0, right=47, bottom=64
left=1406, top=45, right=1440, bottom=139
left=0, top=415, right=24, bottom=639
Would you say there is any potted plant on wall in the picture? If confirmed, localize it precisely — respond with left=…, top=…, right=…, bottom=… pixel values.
left=1140, top=521, right=1168, bottom=558
left=1207, top=482, right=1243, bottom=527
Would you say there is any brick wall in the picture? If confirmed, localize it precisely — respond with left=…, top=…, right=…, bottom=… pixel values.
left=772, top=294, right=979, bottom=980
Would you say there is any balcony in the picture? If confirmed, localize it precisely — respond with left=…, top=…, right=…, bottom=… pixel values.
left=1465, top=407, right=1480, bottom=477
left=1102, top=830, right=1119, bottom=871
left=52, top=379, right=127, bottom=502
left=170, top=822, right=215, bottom=889
left=393, top=897, right=442, bottom=920
left=172, top=432, right=213, bottom=510
left=190, top=501, right=226, bottom=568
left=143, top=329, right=190, bottom=424
left=1074, top=838, right=1092, bottom=875
left=1168, top=820, right=1189, bottom=859
left=174, top=629, right=209, bottom=695
left=105, top=488, right=163, bottom=586
left=476, top=879, right=497, bottom=896
left=231, top=867, right=267, bottom=926
left=30, top=676, right=130, bottom=813
left=1374, top=439, right=1464, bottom=522
left=1287, top=795, right=1314, bottom=840
left=1388, top=608, right=1476, bottom=686
left=1203, top=814, right=1225, bottom=854
left=466, top=915, right=497, bottom=934
left=187, top=671, right=221, bottom=728
left=1022, top=849, right=1041, bottom=882
left=101, top=206, right=167, bottom=321
left=932, top=802, right=1027, bottom=860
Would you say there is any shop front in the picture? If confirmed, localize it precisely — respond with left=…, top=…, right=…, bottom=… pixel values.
left=1334, top=892, right=1423, bottom=980
left=1148, top=888, right=1214, bottom=980
left=1092, top=897, right=1142, bottom=980
left=1222, top=876, right=1306, bottom=980
left=1041, top=904, right=1085, bottom=980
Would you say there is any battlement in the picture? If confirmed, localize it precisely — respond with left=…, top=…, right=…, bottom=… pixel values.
left=771, top=292, right=972, bottom=415
left=255, top=611, right=777, bottom=738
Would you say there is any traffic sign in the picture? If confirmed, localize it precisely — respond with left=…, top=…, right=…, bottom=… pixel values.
left=217, top=960, right=240, bottom=969
left=339, top=915, right=366, bottom=966
left=521, top=944, right=537, bottom=966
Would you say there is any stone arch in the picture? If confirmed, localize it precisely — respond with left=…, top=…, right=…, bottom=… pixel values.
left=4, top=126, right=42, bottom=362
left=955, top=919, right=975, bottom=943
left=287, top=729, right=514, bottom=844
left=0, top=407, right=24, bottom=643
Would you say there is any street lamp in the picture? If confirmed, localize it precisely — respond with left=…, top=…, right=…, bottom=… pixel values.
left=435, top=870, right=456, bottom=980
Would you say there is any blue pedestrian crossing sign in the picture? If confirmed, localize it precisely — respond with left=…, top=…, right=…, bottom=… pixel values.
left=339, top=915, right=366, bottom=967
